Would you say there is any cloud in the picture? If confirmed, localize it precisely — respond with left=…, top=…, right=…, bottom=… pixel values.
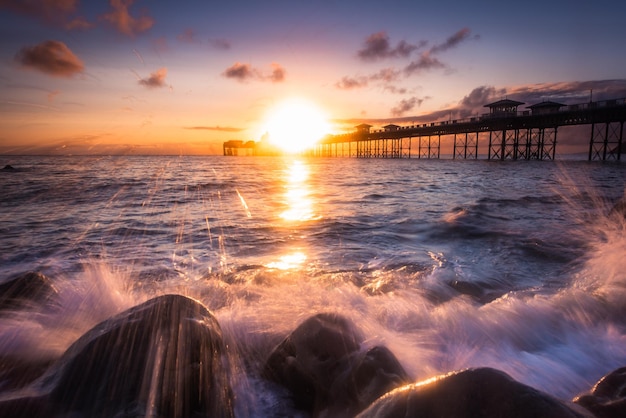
left=209, top=38, right=231, bottom=50
left=336, top=76, right=369, bottom=90
left=403, top=52, right=445, bottom=75
left=383, top=85, right=407, bottom=94
left=391, top=97, right=425, bottom=117
left=335, top=68, right=401, bottom=90
left=138, top=67, right=168, bottom=88
left=370, top=67, right=402, bottom=83
left=340, top=28, right=476, bottom=91
left=15, top=40, right=84, bottom=77
left=357, top=32, right=423, bottom=61
left=101, top=0, right=154, bottom=37
left=0, top=0, right=92, bottom=29
left=267, top=63, right=286, bottom=82
left=431, top=27, right=476, bottom=54
left=222, top=62, right=286, bottom=83
left=47, top=90, right=61, bottom=102
left=177, top=28, right=199, bottom=44
left=184, top=126, right=244, bottom=132
left=64, top=16, right=94, bottom=30
left=223, top=62, right=258, bottom=82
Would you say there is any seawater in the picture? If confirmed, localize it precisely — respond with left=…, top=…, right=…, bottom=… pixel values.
left=1, top=155, right=625, bottom=414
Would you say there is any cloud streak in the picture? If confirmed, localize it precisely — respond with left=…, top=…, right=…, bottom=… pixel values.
left=431, top=28, right=476, bottom=54
left=101, top=0, right=154, bottom=37
left=184, top=126, right=244, bottom=132
left=15, top=40, right=84, bottom=77
left=222, top=62, right=286, bottom=83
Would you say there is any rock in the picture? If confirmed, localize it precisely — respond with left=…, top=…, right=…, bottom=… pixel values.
left=574, top=366, right=626, bottom=418
left=357, top=367, right=592, bottom=418
left=1, top=164, right=15, bottom=171
left=326, top=345, right=411, bottom=417
left=0, top=294, right=234, bottom=417
left=0, top=356, right=54, bottom=392
left=263, top=313, right=410, bottom=417
left=0, top=272, right=58, bottom=311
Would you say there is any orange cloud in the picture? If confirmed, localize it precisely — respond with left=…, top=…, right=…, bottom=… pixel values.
left=267, top=63, right=286, bottom=82
left=101, top=0, right=154, bottom=36
left=15, top=40, right=84, bottom=77
left=138, top=67, right=168, bottom=88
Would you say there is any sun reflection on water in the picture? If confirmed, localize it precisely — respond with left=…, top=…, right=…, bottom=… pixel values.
left=279, top=160, right=318, bottom=222
left=265, top=251, right=307, bottom=270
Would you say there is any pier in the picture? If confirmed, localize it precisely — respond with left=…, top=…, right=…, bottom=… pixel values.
left=312, top=97, right=626, bottom=161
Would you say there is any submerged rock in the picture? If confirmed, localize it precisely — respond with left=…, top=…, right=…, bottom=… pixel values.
left=574, top=366, right=626, bottom=418
left=0, top=271, right=58, bottom=311
left=0, top=294, right=234, bottom=418
left=264, top=313, right=410, bottom=417
left=357, top=367, right=592, bottom=418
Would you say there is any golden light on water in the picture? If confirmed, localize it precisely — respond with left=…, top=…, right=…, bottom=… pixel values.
left=265, top=160, right=319, bottom=271
left=265, top=251, right=307, bottom=270
left=280, top=160, right=318, bottom=222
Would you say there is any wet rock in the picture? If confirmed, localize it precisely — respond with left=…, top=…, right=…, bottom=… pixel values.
left=0, top=356, right=54, bottom=392
left=574, top=366, right=626, bottom=418
left=357, top=367, right=592, bottom=418
left=264, top=313, right=410, bottom=417
left=1, top=164, right=15, bottom=171
left=0, top=294, right=234, bottom=418
left=0, top=272, right=58, bottom=311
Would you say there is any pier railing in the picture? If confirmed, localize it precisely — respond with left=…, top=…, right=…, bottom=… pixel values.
left=316, top=97, right=626, bottom=161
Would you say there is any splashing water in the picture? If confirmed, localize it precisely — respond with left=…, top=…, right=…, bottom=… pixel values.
left=0, top=155, right=625, bottom=415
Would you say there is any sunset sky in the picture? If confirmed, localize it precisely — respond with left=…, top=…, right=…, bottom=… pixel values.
left=1, top=0, right=626, bottom=155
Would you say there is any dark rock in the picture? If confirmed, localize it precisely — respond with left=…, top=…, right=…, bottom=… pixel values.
left=264, top=313, right=410, bottom=417
left=357, top=367, right=592, bottom=418
left=0, top=356, right=54, bottom=392
left=327, top=345, right=411, bottom=417
left=0, top=272, right=58, bottom=311
left=1, top=164, right=15, bottom=171
left=574, top=366, right=626, bottom=418
left=0, top=294, right=234, bottom=417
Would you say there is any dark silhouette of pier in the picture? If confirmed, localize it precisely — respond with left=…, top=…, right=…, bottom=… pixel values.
left=312, top=97, right=626, bottom=161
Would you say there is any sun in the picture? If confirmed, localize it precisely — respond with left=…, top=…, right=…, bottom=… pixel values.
left=263, top=98, right=331, bottom=154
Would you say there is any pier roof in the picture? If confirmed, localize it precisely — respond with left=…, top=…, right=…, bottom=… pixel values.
left=484, top=99, right=525, bottom=108
left=527, top=101, right=565, bottom=109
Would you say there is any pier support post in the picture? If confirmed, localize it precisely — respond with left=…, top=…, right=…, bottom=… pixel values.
left=589, top=121, right=623, bottom=161
left=454, top=132, right=478, bottom=159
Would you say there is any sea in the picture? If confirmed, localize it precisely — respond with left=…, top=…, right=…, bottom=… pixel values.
left=1, top=155, right=625, bottom=415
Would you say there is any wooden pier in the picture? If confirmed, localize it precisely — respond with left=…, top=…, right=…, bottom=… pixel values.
left=313, top=98, right=626, bottom=161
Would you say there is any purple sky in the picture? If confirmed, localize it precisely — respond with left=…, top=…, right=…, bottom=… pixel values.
left=1, top=0, right=625, bottom=154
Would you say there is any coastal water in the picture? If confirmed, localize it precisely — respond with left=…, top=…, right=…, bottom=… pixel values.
left=1, top=155, right=625, bottom=415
